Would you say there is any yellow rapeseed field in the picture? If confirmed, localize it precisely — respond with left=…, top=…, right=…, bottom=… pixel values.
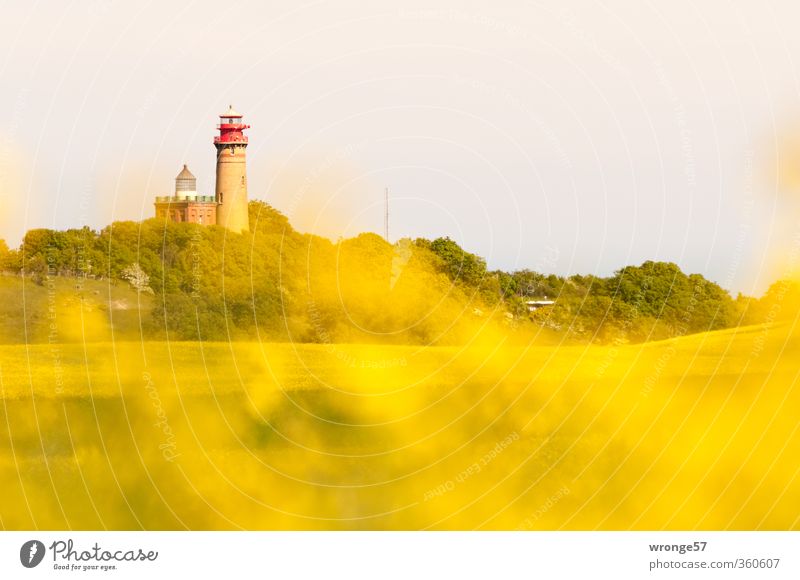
left=0, top=317, right=798, bottom=530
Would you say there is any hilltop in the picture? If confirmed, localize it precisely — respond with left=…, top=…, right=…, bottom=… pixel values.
left=0, top=201, right=796, bottom=345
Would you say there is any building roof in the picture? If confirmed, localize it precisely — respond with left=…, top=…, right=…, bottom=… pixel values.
left=221, top=104, right=242, bottom=118
left=176, top=164, right=195, bottom=180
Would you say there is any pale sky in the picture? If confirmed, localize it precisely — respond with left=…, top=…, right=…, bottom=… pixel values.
left=2, top=0, right=800, bottom=294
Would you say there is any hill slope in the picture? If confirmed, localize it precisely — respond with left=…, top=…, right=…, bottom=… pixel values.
left=0, top=274, right=152, bottom=343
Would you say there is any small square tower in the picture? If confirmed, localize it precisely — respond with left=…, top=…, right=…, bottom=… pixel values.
left=154, top=164, right=218, bottom=225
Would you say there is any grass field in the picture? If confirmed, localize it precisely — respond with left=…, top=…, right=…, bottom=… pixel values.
left=0, top=318, right=798, bottom=530
left=0, top=275, right=152, bottom=344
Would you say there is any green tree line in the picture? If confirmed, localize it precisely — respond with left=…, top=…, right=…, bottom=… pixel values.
left=0, top=201, right=794, bottom=344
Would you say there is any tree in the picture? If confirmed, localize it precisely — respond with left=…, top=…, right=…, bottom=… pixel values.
left=121, top=262, right=153, bottom=294
left=426, top=237, right=488, bottom=287
left=0, top=239, right=12, bottom=271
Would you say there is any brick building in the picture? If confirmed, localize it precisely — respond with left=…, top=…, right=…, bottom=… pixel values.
left=154, top=164, right=218, bottom=225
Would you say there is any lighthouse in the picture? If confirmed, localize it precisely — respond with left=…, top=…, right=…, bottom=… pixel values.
left=214, top=105, right=250, bottom=232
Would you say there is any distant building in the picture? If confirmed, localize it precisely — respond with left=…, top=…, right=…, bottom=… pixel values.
left=154, top=164, right=218, bottom=225
left=526, top=298, right=555, bottom=312
left=154, top=105, right=251, bottom=231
